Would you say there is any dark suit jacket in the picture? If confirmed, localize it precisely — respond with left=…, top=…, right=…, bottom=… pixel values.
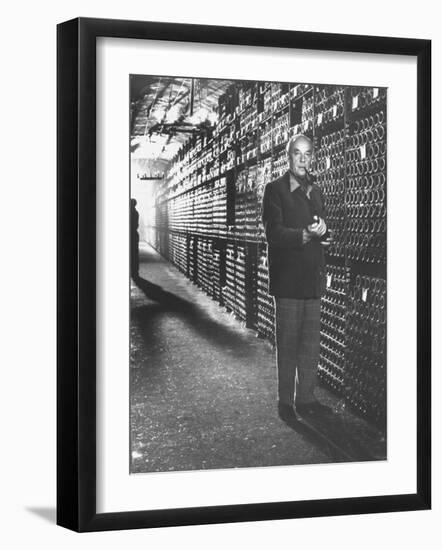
left=262, top=171, right=326, bottom=298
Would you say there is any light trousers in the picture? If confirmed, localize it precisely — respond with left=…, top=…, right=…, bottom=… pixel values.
left=274, top=297, right=321, bottom=406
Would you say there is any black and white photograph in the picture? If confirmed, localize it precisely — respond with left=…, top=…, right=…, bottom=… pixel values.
left=0, top=0, right=435, bottom=543
left=129, top=76, right=387, bottom=473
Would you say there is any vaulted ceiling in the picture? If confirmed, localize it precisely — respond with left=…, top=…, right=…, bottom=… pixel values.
left=130, top=75, right=233, bottom=170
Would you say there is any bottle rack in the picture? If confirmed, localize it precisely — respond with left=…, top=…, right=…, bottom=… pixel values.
left=148, top=80, right=387, bottom=430
left=318, top=264, right=349, bottom=396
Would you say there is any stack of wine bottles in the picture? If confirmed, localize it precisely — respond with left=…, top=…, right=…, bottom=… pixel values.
left=256, top=251, right=275, bottom=345
left=147, top=81, right=386, bottom=430
left=345, top=91, right=387, bottom=264
left=318, top=265, right=349, bottom=394
left=345, top=274, right=386, bottom=427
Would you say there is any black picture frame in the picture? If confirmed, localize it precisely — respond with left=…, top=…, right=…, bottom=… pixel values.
left=57, top=17, right=431, bottom=532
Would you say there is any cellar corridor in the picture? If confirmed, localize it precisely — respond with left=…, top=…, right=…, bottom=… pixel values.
left=130, top=242, right=386, bottom=474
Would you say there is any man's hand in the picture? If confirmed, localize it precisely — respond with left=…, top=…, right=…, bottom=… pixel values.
left=302, top=229, right=312, bottom=245
left=307, top=217, right=327, bottom=238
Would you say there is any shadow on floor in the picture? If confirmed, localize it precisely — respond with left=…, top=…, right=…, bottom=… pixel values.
left=131, top=249, right=385, bottom=463
left=133, top=275, right=197, bottom=311
left=279, top=412, right=354, bottom=462
left=280, top=406, right=384, bottom=462
left=26, top=507, right=56, bottom=524
left=138, top=247, right=165, bottom=262
left=132, top=275, right=256, bottom=355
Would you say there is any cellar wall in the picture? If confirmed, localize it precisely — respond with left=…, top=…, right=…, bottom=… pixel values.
left=148, top=82, right=387, bottom=430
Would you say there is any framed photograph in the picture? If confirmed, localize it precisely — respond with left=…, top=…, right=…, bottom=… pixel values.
left=57, top=17, right=431, bottom=532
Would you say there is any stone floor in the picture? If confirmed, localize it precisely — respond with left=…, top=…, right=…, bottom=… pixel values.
left=130, top=242, right=386, bottom=474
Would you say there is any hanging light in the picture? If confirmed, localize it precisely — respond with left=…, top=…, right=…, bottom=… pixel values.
left=166, top=104, right=181, bottom=124
left=153, top=108, right=166, bottom=122
left=188, top=107, right=218, bottom=127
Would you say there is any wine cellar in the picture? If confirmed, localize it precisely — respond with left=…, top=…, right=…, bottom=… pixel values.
left=131, top=77, right=387, bottom=449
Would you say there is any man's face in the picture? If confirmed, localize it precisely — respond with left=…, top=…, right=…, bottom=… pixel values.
left=288, top=137, right=313, bottom=179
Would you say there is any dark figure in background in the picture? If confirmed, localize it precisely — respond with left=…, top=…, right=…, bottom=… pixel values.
left=262, top=134, right=333, bottom=421
left=130, top=198, right=140, bottom=279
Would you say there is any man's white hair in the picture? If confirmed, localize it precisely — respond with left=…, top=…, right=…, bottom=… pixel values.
left=286, top=133, right=313, bottom=155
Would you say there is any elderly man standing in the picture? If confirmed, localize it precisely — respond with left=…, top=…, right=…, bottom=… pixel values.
left=262, top=134, right=332, bottom=421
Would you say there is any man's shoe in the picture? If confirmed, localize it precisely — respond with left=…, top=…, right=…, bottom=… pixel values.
left=295, top=400, right=331, bottom=417
left=278, top=402, right=297, bottom=421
